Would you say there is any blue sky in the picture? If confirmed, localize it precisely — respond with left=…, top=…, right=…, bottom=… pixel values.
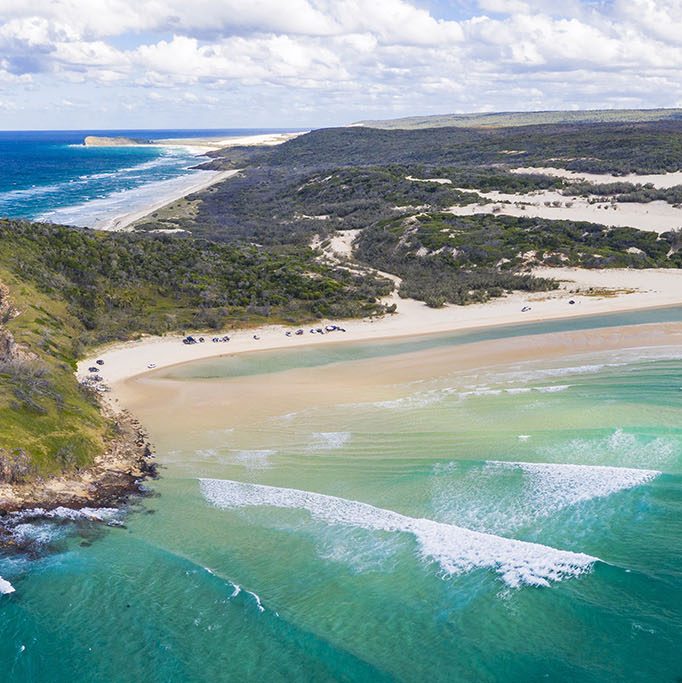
left=0, top=0, right=680, bottom=130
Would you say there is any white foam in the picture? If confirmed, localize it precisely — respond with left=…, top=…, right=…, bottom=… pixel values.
left=431, top=460, right=660, bottom=534
left=487, top=461, right=660, bottom=515
left=535, top=384, right=571, bottom=393
left=36, top=169, right=217, bottom=228
left=232, top=449, right=276, bottom=470
left=542, top=428, right=678, bottom=469
left=308, top=432, right=351, bottom=451
left=199, top=478, right=598, bottom=588
left=246, top=589, right=265, bottom=613
left=0, top=576, right=15, bottom=595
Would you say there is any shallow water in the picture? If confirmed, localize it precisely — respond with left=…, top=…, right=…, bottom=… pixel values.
left=0, top=129, right=296, bottom=228
left=1, top=313, right=681, bottom=681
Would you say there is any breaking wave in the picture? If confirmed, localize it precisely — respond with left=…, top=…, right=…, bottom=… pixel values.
left=430, top=459, right=660, bottom=533
left=308, top=432, right=351, bottom=451
left=199, top=478, right=598, bottom=588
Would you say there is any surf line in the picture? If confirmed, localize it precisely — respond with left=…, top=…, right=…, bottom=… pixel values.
left=199, top=478, right=600, bottom=588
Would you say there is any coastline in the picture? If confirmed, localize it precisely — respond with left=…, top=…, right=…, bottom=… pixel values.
left=77, top=266, right=682, bottom=391
left=4, top=266, right=682, bottom=538
left=0, top=409, right=156, bottom=520
left=99, top=168, right=239, bottom=231
left=70, top=131, right=303, bottom=232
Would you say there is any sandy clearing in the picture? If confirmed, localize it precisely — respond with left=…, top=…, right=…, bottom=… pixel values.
left=511, top=166, right=682, bottom=189
left=447, top=188, right=682, bottom=234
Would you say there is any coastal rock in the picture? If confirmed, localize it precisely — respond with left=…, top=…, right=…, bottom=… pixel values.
left=83, top=136, right=150, bottom=147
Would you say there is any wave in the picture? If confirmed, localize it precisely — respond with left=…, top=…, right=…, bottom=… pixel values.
left=11, top=506, right=123, bottom=524
left=1, top=505, right=126, bottom=552
left=488, top=461, right=659, bottom=510
left=307, top=432, right=351, bottom=451
left=36, top=169, right=216, bottom=228
left=0, top=576, right=15, bottom=594
left=539, top=428, right=679, bottom=470
left=430, top=459, right=660, bottom=534
left=232, top=449, right=277, bottom=470
left=199, top=478, right=598, bottom=588
left=201, top=566, right=266, bottom=613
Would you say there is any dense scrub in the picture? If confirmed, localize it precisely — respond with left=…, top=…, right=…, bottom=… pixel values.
left=355, top=213, right=682, bottom=306
left=0, top=220, right=391, bottom=347
left=562, top=182, right=682, bottom=206
left=0, top=219, right=391, bottom=474
left=253, top=122, right=682, bottom=174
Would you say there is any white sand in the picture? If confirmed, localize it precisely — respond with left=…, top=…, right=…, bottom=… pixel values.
left=511, top=167, right=682, bottom=189
left=100, top=170, right=239, bottom=232
left=154, top=132, right=305, bottom=152
left=406, top=176, right=453, bottom=185
left=77, top=267, right=682, bottom=390
left=447, top=189, right=682, bottom=234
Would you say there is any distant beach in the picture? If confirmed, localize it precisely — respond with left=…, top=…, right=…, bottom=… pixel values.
left=0, top=129, right=303, bottom=230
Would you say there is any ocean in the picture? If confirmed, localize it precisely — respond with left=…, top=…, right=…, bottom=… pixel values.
left=0, top=129, right=298, bottom=228
left=1, top=310, right=681, bottom=681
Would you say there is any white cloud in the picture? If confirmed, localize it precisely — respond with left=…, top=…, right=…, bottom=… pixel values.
left=0, top=0, right=680, bottom=127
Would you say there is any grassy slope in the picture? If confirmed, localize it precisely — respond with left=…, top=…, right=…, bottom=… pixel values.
left=0, top=268, right=107, bottom=475
left=0, top=219, right=391, bottom=478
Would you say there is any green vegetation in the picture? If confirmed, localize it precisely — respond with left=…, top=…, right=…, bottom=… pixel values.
left=0, top=271, right=107, bottom=477
left=354, top=108, right=682, bottom=130
left=5, top=117, right=682, bottom=482
left=562, top=181, right=682, bottom=206
left=0, top=219, right=391, bottom=477
left=355, top=213, right=682, bottom=307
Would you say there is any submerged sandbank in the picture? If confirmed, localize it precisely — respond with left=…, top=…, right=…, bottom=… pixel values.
left=116, top=319, right=682, bottom=445
left=78, top=267, right=682, bottom=390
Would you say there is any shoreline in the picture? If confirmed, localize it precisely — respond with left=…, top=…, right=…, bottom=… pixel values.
left=100, top=168, right=239, bottom=231
left=76, top=131, right=304, bottom=231
left=77, top=267, right=682, bottom=391
left=5, top=266, right=682, bottom=517
left=0, top=409, right=156, bottom=523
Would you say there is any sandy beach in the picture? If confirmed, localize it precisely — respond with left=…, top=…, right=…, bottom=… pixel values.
left=153, top=131, right=305, bottom=152
left=96, top=132, right=303, bottom=231
left=117, top=319, right=682, bottom=438
left=78, top=266, right=682, bottom=391
left=99, top=169, right=239, bottom=231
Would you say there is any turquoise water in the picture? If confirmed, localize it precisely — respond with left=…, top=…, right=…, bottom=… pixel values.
left=0, top=129, right=298, bottom=228
left=1, top=313, right=681, bottom=681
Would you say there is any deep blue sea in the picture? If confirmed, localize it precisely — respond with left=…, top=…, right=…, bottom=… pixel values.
left=0, top=129, right=300, bottom=228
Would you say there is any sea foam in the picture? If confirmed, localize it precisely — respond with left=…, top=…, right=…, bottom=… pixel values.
left=308, top=432, right=351, bottom=451
left=488, top=461, right=659, bottom=517
left=199, top=478, right=598, bottom=588
left=430, top=460, right=659, bottom=534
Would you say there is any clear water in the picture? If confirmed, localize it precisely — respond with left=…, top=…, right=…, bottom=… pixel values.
left=0, top=129, right=297, bottom=228
left=1, top=312, right=681, bottom=681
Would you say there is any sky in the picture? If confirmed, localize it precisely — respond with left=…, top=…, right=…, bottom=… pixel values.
left=0, top=0, right=681, bottom=130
